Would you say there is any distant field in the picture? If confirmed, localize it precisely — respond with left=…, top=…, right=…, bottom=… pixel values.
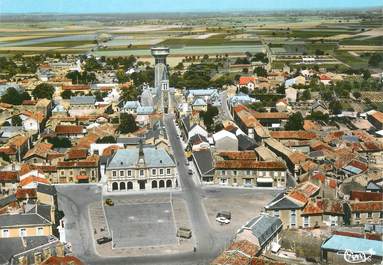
left=340, top=36, right=383, bottom=46
left=333, top=50, right=369, bottom=68
left=158, top=35, right=261, bottom=47
left=255, top=29, right=357, bottom=38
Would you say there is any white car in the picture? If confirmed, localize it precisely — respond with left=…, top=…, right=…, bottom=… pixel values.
left=216, top=216, right=230, bottom=224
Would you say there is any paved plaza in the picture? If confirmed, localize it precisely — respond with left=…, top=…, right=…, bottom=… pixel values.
left=104, top=201, right=178, bottom=248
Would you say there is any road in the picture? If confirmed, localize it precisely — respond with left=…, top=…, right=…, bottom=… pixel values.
left=219, top=91, right=233, bottom=121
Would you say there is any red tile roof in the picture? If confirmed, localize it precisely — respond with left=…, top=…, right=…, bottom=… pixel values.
left=350, top=202, right=383, bottom=212
left=320, top=74, right=331, bottom=81
left=19, top=176, right=49, bottom=187
left=302, top=199, right=343, bottom=215
left=215, top=160, right=286, bottom=170
left=15, top=188, right=37, bottom=199
left=218, top=151, right=257, bottom=160
left=62, top=85, right=90, bottom=91
left=0, top=171, right=18, bottom=182
left=251, top=111, right=289, bottom=120
left=271, top=131, right=316, bottom=140
left=55, top=125, right=84, bottom=135
left=239, top=76, right=256, bottom=86
left=42, top=256, right=85, bottom=265
left=66, top=148, right=88, bottom=160
left=350, top=191, right=383, bottom=202
left=371, top=111, right=383, bottom=124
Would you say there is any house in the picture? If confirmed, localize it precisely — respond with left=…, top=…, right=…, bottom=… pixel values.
left=192, top=149, right=214, bottom=183
left=0, top=171, right=18, bottom=193
left=0, top=205, right=54, bottom=238
left=213, top=130, right=238, bottom=152
left=321, top=235, right=383, bottom=265
left=367, top=111, right=383, bottom=130
left=62, top=84, right=90, bottom=92
left=0, top=135, right=31, bottom=162
left=55, top=157, right=99, bottom=184
left=285, top=87, right=297, bottom=103
left=349, top=201, right=383, bottom=225
left=275, top=98, right=288, bottom=112
left=105, top=145, right=176, bottom=192
left=239, top=76, right=257, bottom=91
left=54, top=125, right=85, bottom=138
left=211, top=240, right=258, bottom=265
left=228, top=92, right=257, bottom=107
left=236, top=214, right=283, bottom=255
left=6, top=111, right=45, bottom=133
left=311, top=100, right=329, bottom=114
left=214, top=156, right=287, bottom=188
left=251, top=111, right=289, bottom=129
left=122, top=101, right=141, bottom=114
left=192, top=98, right=207, bottom=111
left=188, top=134, right=210, bottom=152
left=265, top=181, right=320, bottom=228
left=320, top=74, right=332, bottom=85
left=69, top=96, right=96, bottom=116
left=36, top=184, right=57, bottom=207
left=188, top=124, right=208, bottom=140
left=0, top=236, right=66, bottom=265
left=23, top=142, right=56, bottom=164
left=301, top=198, right=344, bottom=228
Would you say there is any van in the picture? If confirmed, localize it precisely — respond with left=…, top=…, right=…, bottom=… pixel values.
left=176, top=227, right=192, bottom=239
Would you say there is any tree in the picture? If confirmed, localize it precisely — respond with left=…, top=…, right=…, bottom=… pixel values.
left=61, top=90, right=73, bottom=99
left=301, top=89, right=311, bottom=101
left=329, top=100, right=343, bottom=115
left=118, top=113, right=138, bottom=134
left=285, top=112, right=304, bottom=131
left=199, top=104, right=219, bottom=132
left=315, top=49, right=324, bottom=56
left=254, top=66, right=267, bottom=77
left=353, top=91, right=361, bottom=99
left=368, top=53, right=382, bottom=67
left=96, top=136, right=116, bottom=143
left=32, top=83, right=55, bottom=99
left=239, top=86, right=249, bottom=94
left=47, top=137, right=72, bottom=148
left=307, top=111, right=329, bottom=123
left=1, top=87, right=30, bottom=105
left=116, top=70, right=129, bottom=83
left=11, top=116, right=22, bottom=126
left=276, top=84, right=285, bottom=95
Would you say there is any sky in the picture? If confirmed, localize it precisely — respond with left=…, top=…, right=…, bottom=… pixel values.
left=0, top=0, right=381, bottom=14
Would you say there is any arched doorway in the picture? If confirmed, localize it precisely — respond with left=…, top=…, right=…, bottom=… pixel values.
left=120, top=182, right=126, bottom=190
left=166, top=180, right=172, bottom=188
left=159, top=180, right=165, bottom=188
left=127, top=181, right=133, bottom=190
left=152, top=180, right=157, bottom=189
left=112, top=182, right=118, bottom=191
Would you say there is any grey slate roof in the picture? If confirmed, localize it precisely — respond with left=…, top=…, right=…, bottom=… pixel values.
left=0, top=236, right=60, bottom=265
left=238, top=214, right=282, bottom=247
left=70, top=95, right=96, bottom=105
left=192, top=149, right=214, bottom=177
left=265, top=192, right=303, bottom=210
left=107, top=147, right=175, bottom=169
left=366, top=180, right=382, bottom=192
left=116, top=137, right=141, bottom=145
left=0, top=194, right=16, bottom=208
left=238, top=134, right=257, bottom=151
left=37, top=183, right=56, bottom=196
left=0, top=213, right=51, bottom=228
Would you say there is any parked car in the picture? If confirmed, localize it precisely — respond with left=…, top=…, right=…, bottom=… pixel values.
left=96, top=236, right=112, bottom=244
left=188, top=169, right=193, bottom=175
left=216, top=216, right=231, bottom=224
left=185, top=161, right=189, bottom=166
left=216, top=211, right=231, bottom=220
left=176, top=227, right=192, bottom=239
left=105, top=198, right=114, bottom=206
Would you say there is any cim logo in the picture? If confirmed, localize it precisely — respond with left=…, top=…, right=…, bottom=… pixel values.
left=337, top=249, right=375, bottom=264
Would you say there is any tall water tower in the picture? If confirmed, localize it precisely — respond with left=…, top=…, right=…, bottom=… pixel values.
left=151, top=47, right=170, bottom=113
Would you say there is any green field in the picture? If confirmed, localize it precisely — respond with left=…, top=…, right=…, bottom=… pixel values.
left=333, top=50, right=369, bottom=68
left=340, top=36, right=383, bottom=46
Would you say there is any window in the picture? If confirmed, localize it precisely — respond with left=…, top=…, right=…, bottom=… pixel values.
left=245, top=179, right=252, bottom=186
left=380, top=212, right=383, bottom=219
left=19, top=228, right=27, bottom=237
left=167, top=168, right=171, bottom=175
left=70, top=171, right=73, bottom=176
left=160, top=169, right=164, bottom=175
left=247, top=170, right=251, bottom=175
left=274, top=210, right=280, bottom=218
left=152, top=169, right=156, bottom=175
left=367, top=212, right=372, bottom=219
left=233, top=178, right=237, bottom=184
left=2, top=229, right=9, bottom=238
left=330, top=216, right=337, bottom=226
left=221, top=170, right=226, bottom=175
left=112, top=171, right=117, bottom=177
left=127, top=170, right=132, bottom=177
left=355, top=212, right=360, bottom=219
left=119, top=170, right=124, bottom=177
left=37, top=227, right=44, bottom=236
left=92, top=171, right=95, bottom=177
left=303, top=216, right=309, bottom=228
left=290, top=210, right=296, bottom=227
left=140, top=169, right=144, bottom=176
left=220, top=178, right=227, bottom=184
left=233, top=170, right=237, bottom=176
left=61, top=171, right=65, bottom=176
